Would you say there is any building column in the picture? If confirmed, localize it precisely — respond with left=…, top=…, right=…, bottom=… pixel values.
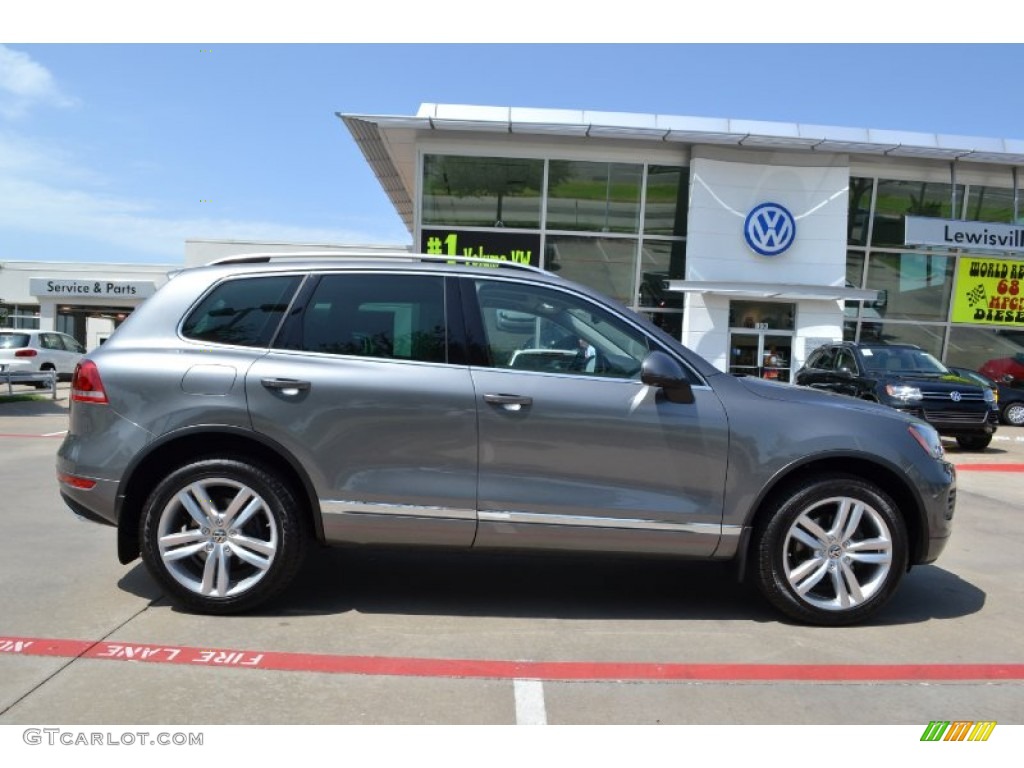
left=38, top=299, right=57, bottom=331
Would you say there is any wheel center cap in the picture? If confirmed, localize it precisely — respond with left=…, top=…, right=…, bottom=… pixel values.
left=212, top=529, right=227, bottom=543
left=828, top=544, right=843, bottom=559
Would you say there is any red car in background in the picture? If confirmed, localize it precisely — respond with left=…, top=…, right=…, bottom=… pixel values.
left=980, top=354, right=1024, bottom=384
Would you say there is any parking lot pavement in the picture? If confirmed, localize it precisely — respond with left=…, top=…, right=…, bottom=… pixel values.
left=0, top=390, right=1022, bottom=732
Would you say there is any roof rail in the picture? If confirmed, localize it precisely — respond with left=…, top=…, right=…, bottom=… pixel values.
left=206, top=251, right=546, bottom=273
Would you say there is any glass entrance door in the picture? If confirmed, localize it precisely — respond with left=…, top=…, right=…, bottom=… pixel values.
left=729, top=331, right=794, bottom=382
left=728, top=300, right=796, bottom=382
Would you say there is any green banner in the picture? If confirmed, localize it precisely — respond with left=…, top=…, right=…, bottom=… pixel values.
left=952, top=257, right=1024, bottom=326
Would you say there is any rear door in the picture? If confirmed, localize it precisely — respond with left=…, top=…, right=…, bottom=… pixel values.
left=246, top=271, right=478, bottom=547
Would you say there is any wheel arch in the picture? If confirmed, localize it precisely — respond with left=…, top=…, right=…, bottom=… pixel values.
left=115, top=427, right=322, bottom=565
left=737, top=455, right=926, bottom=578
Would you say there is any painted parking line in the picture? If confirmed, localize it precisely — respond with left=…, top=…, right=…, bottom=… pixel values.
left=3, top=636, right=1023, bottom=682
left=0, top=433, right=65, bottom=438
left=513, top=679, right=548, bottom=725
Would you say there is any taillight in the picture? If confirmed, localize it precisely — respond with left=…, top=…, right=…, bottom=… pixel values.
left=71, top=360, right=108, bottom=404
left=15, top=349, right=37, bottom=357
left=57, top=472, right=97, bottom=490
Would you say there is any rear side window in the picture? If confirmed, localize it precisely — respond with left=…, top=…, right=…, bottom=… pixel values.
left=0, top=333, right=30, bottom=349
left=182, top=275, right=301, bottom=347
left=278, top=273, right=447, bottom=363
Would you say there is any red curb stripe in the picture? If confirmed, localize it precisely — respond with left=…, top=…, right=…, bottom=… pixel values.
left=954, top=464, right=1024, bottom=472
left=3, top=636, right=1024, bottom=682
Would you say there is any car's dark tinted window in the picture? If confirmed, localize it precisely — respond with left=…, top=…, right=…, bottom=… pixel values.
left=279, top=273, right=447, bottom=363
left=835, top=348, right=858, bottom=373
left=0, top=333, right=30, bottom=349
left=182, top=275, right=301, bottom=347
left=473, top=279, right=650, bottom=379
left=806, top=347, right=834, bottom=370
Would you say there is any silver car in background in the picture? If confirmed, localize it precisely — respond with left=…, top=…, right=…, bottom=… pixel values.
left=57, top=254, right=956, bottom=626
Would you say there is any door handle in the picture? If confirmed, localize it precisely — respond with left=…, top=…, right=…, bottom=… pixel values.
left=261, top=378, right=311, bottom=395
left=484, top=393, right=533, bottom=411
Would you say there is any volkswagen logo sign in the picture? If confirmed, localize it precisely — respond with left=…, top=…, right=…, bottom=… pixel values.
left=950, top=391, right=962, bottom=402
left=744, top=202, right=796, bottom=257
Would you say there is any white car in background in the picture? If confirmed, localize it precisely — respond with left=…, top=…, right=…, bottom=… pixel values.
left=0, top=329, right=86, bottom=384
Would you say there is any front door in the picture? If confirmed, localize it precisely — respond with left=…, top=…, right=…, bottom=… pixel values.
left=465, top=277, right=730, bottom=557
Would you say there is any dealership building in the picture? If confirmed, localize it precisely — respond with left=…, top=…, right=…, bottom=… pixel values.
left=4, top=102, right=1024, bottom=379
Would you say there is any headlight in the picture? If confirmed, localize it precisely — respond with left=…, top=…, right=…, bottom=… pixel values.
left=885, top=383, right=923, bottom=401
left=908, top=423, right=944, bottom=460
left=984, top=388, right=996, bottom=403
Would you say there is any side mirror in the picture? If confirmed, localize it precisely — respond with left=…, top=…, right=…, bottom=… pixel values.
left=640, top=351, right=695, bottom=404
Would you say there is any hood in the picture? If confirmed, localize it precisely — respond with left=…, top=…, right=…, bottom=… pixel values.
left=733, top=375, right=922, bottom=422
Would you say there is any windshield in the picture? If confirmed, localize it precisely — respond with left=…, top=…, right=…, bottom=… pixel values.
left=860, top=347, right=948, bottom=375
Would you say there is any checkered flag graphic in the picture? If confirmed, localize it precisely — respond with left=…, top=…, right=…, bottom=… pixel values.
left=966, top=284, right=987, bottom=307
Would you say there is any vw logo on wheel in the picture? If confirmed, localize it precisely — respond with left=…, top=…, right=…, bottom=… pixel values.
left=744, top=202, right=796, bottom=257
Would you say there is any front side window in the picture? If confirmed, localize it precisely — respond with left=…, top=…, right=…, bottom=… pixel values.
left=280, top=274, right=447, bottom=364
left=472, top=279, right=650, bottom=380
left=182, top=275, right=301, bottom=347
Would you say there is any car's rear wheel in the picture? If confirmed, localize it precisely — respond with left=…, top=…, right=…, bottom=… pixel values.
left=956, top=434, right=992, bottom=451
left=1001, top=402, right=1024, bottom=427
left=33, top=364, right=56, bottom=389
left=755, top=475, right=907, bottom=626
left=140, top=458, right=308, bottom=614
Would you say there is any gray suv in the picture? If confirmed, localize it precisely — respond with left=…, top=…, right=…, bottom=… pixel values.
left=58, top=254, right=956, bottom=626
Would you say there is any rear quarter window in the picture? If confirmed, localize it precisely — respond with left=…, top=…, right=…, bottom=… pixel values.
left=182, top=275, right=301, bottom=347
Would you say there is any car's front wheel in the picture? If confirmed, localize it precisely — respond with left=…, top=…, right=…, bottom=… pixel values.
left=755, top=475, right=907, bottom=626
left=140, top=457, right=308, bottom=614
left=956, top=434, right=992, bottom=451
left=1001, top=402, right=1024, bottom=427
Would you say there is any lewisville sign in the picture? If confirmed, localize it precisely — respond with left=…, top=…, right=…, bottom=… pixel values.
left=905, top=217, right=1024, bottom=251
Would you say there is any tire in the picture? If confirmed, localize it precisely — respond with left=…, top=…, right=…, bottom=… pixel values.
left=754, top=475, right=907, bottom=626
left=956, top=434, right=992, bottom=451
left=139, top=457, right=309, bottom=614
left=1001, top=401, right=1024, bottom=427
left=33, top=365, right=55, bottom=389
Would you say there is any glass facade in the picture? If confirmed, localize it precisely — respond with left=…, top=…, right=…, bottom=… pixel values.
left=422, top=154, right=688, bottom=330
left=420, top=157, right=1024, bottom=372
left=0, top=304, right=40, bottom=329
left=846, top=173, right=1024, bottom=373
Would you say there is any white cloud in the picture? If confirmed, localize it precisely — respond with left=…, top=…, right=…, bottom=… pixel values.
left=0, top=174, right=405, bottom=260
left=0, top=45, right=78, bottom=119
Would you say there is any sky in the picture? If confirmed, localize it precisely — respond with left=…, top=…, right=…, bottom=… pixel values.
left=2, top=6, right=1023, bottom=265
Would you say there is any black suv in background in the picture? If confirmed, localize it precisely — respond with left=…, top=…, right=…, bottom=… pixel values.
left=796, top=342, right=999, bottom=450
